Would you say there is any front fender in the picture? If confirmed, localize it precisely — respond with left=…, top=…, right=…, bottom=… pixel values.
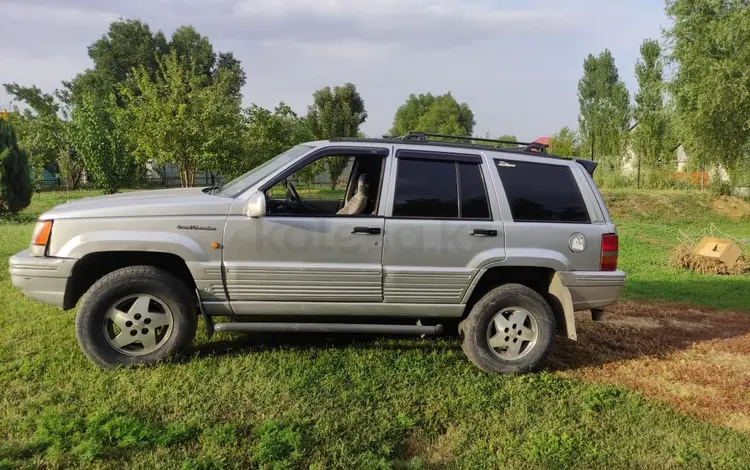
left=53, top=231, right=210, bottom=262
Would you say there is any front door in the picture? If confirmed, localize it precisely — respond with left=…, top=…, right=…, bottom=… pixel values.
left=381, top=149, right=505, bottom=305
left=223, top=150, right=388, bottom=311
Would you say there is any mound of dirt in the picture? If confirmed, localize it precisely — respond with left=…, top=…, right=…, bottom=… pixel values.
left=712, top=196, right=750, bottom=220
left=601, top=190, right=750, bottom=222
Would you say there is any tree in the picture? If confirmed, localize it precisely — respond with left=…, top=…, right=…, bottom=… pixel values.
left=69, top=20, right=245, bottom=112
left=123, top=51, right=244, bottom=187
left=70, top=92, right=132, bottom=193
left=390, top=92, right=475, bottom=137
left=578, top=50, right=631, bottom=162
left=86, top=19, right=168, bottom=87
left=666, top=0, right=750, bottom=173
left=0, top=119, right=32, bottom=214
left=233, top=102, right=314, bottom=180
left=307, top=83, right=367, bottom=189
left=549, top=127, right=580, bottom=157
left=496, top=134, right=518, bottom=148
left=3, top=84, right=80, bottom=189
left=632, top=39, right=668, bottom=188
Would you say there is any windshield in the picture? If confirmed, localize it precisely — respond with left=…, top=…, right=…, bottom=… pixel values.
left=217, top=145, right=314, bottom=197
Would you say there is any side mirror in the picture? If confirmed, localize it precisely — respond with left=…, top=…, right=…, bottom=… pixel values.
left=245, top=191, right=266, bottom=218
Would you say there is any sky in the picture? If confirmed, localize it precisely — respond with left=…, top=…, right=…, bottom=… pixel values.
left=0, top=0, right=670, bottom=141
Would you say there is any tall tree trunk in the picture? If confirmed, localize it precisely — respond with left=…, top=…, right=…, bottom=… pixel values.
left=637, top=150, right=641, bottom=190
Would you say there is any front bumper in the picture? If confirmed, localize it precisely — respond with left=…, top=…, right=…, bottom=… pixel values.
left=558, top=270, right=626, bottom=311
left=9, top=249, right=77, bottom=309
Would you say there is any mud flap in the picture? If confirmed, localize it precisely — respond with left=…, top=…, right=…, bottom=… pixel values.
left=548, top=273, right=577, bottom=341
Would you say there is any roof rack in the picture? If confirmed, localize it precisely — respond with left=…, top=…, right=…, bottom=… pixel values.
left=384, top=131, right=549, bottom=154
left=327, top=133, right=599, bottom=175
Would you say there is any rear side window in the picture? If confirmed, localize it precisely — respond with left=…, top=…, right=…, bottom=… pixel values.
left=494, top=160, right=589, bottom=223
left=392, top=157, right=491, bottom=219
left=393, top=159, right=458, bottom=218
left=458, top=163, right=490, bottom=219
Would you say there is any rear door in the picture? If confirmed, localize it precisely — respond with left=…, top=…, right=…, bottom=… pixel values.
left=381, top=148, right=505, bottom=305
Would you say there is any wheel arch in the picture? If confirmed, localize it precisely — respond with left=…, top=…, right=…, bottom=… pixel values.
left=64, top=251, right=196, bottom=310
left=461, top=265, right=575, bottom=339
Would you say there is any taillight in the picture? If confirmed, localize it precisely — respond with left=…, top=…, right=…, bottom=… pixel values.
left=600, top=233, right=618, bottom=271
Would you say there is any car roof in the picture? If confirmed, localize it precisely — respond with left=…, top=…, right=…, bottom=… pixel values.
left=326, top=137, right=598, bottom=175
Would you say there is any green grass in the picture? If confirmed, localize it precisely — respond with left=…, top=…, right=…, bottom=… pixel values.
left=605, top=189, right=750, bottom=310
left=1, top=189, right=750, bottom=469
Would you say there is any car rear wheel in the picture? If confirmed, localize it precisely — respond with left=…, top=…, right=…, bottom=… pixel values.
left=75, top=266, right=197, bottom=368
left=460, top=283, right=555, bottom=374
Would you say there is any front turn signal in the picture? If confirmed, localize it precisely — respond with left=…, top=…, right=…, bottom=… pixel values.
left=32, top=220, right=53, bottom=246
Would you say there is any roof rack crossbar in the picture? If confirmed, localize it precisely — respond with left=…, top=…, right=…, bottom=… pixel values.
left=384, top=132, right=549, bottom=153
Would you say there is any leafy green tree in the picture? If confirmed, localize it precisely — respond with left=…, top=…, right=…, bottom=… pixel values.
left=68, top=20, right=245, bottom=112
left=87, top=19, right=168, bottom=86
left=232, top=102, right=314, bottom=180
left=122, top=51, right=244, bottom=187
left=666, top=0, right=750, bottom=173
left=496, top=134, right=518, bottom=148
left=3, top=84, right=80, bottom=189
left=632, top=39, right=668, bottom=187
left=0, top=119, right=32, bottom=214
left=578, top=50, right=631, bottom=162
left=307, top=83, right=367, bottom=189
left=70, top=92, right=132, bottom=194
left=390, top=92, right=475, bottom=137
left=549, top=127, right=580, bottom=157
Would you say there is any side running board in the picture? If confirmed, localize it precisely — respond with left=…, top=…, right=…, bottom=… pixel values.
left=213, top=322, right=443, bottom=335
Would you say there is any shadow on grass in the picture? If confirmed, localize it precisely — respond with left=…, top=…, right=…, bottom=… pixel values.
left=190, top=280, right=750, bottom=371
left=0, top=212, right=39, bottom=225
left=192, top=329, right=460, bottom=360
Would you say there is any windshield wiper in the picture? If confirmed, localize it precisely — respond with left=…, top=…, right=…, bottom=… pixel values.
left=202, top=185, right=221, bottom=194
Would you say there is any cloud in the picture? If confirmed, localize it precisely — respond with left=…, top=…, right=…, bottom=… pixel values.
left=230, top=0, right=569, bottom=45
left=3, top=2, right=118, bottom=27
left=0, top=0, right=669, bottom=140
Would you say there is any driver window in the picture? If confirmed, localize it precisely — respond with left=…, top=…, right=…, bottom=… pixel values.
left=265, top=155, right=383, bottom=216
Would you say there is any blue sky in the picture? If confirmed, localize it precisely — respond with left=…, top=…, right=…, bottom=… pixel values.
left=0, top=0, right=670, bottom=140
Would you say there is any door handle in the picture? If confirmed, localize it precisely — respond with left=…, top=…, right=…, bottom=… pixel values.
left=470, top=229, right=498, bottom=237
left=352, top=226, right=381, bottom=235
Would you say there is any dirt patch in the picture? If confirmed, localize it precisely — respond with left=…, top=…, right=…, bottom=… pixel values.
left=405, top=425, right=464, bottom=467
left=551, top=301, right=750, bottom=432
left=712, top=196, right=750, bottom=220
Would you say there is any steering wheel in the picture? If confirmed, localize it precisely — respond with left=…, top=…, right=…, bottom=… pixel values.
left=285, top=180, right=303, bottom=207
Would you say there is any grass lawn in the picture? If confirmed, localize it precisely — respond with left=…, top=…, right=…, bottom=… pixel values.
left=1, top=189, right=749, bottom=469
left=605, top=189, right=750, bottom=310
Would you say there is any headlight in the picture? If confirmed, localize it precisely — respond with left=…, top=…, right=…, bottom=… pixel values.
left=30, top=220, right=53, bottom=256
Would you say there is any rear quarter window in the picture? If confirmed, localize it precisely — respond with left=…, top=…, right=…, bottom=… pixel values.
left=494, top=159, right=590, bottom=223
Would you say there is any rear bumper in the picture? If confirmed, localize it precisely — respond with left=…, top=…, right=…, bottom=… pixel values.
left=558, top=270, right=626, bottom=311
left=9, top=249, right=76, bottom=309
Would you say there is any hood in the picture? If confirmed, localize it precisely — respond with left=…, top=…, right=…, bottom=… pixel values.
left=41, top=187, right=234, bottom=220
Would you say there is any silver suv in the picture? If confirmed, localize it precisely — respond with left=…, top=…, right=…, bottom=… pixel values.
left=9, top=132, right=625, bottom=373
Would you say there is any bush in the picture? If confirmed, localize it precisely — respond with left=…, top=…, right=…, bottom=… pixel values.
left=710, top=179, right=733, bottom=197
left=0, top=120, right=32, bottom=214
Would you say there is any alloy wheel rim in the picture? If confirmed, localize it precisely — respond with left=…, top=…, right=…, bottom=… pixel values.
left=486, top=306, right=539, bottom=360
left=102, top=294, right=174, bottom=356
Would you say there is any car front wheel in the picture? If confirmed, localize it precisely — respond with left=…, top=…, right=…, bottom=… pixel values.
left=75, top=265, right=197, bottom=368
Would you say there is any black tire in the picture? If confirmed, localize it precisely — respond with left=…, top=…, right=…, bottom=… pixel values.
left=459, top=283, right=555, bottom=374
left=75, top=265, right=197, bottom=368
